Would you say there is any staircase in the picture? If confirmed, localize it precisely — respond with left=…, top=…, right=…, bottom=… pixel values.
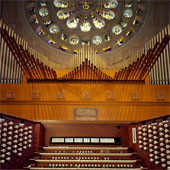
left=25, top=146, right=148, bottom=170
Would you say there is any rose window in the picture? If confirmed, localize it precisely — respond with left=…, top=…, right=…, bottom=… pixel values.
left=24, top=0, right=147, bottom=54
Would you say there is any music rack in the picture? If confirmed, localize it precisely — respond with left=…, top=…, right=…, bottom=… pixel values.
left=50, top=137, right=121, bottom=145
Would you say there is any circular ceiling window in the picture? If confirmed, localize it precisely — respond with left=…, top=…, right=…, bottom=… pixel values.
left=24, top=0, right=147, bottom=54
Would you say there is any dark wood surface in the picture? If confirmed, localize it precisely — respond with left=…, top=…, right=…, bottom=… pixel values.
left=40, top=120, right=131, bottom=147
left=0, top=113, right=35, bottom=169
left=128, top=115, right=170, bottom=170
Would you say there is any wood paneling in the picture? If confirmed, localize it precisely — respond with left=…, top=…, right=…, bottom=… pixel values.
left=40, top=121, right=131, bottom=146
left=0, top=82, right=169, bottom=121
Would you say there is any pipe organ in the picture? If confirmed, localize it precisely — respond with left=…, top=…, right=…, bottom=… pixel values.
left=0, top=19, right=170, bottom=83
left=0, top=20, right=54, bottom=83
left=130, top=24, right=170, bottom=85
left=149, top=25, right=170, bottom=85
left=0, top=20, right=23, bottom=83
left=72, top=45, right=105, bottom=69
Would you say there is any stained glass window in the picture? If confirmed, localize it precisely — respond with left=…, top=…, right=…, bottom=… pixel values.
left=30, top=15, right=39, bottom=24
left=103, top=46, right=111, bottom=52
left=96, top=9, right=115, bottom=20
left=92, top=36, right=102, bottom=45
left=120, top=21, right=128, bottom=27
left=80, top=18, right=91, bottom=32
left=104, top=35, right=111, bottom=41
left=116, top=37, right=124, bottom=45
left=112, top=25, right=122, bottom=35
left=36, top=26, right=45, bottom=35
left=48, top=39, right=55, bottom=44
left=60, top=45, right=68, bottom=51
left=81, top=41, right=90, bottom=45
left=49, top=24, right=60, bottom=34
left=101, top=0, right=118, bottom=8
left=125, top=2, right=133, bottom=8
left=54, top=0, right=70, bottom=8
left=74, top=50, right=78, bottom=54
left=123, top=9, right=133, bottom=18
left=69, top=37, right=79, bottom=45
left=91, top=14, right=105, bottom=29
left=67, top=15, right=80, bottom=29
left=126, top=30, right=133, bottom=36
left=57, top=10, right=74, bottom=20
left=44, top=20, right=51, bottom=26
left=136, top=9, right=143, bottom=14
left=133, top=18, right=140, bottom=25
left=40, top=1, right=47, bottom=7
left=25, top=0, right=146, bottom=54
left=60, top=33, right=67, bottom=41
left=39, top=8, right=48, bottom=17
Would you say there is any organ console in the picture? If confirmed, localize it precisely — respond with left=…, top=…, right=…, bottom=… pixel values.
left=0, top=113, right=169, bottom=170
left=133, top=115, right=170, bottom=169
left=0, top=113, right=35, bottom=169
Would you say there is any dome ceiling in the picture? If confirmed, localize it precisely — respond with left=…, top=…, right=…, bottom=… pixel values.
left=24, top=0, right=147, bottom=55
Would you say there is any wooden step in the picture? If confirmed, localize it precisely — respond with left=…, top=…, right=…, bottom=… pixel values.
left=43, top=146, right=129, bottom=150
left=43, top=146, right=130, bottom=153
left=38, top=152, right=137, bottom=160
left=26, top=168, right=147, bottom=170
left=34, top=159, right=139, bottom=163
left=32, top=159, right=142, bottom=168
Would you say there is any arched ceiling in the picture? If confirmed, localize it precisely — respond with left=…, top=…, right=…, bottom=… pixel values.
left=22, top=0, right=149, bottom=69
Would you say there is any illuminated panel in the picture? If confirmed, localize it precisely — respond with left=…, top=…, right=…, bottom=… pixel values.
left=65, top=138, right=74, bottom=143
left=51, top=137, right=64, bottom=143
left=100, top=138, right=115, bottom=144
left=50, top=137, right=121, bottom=144
left=84, top=138, right=91, bottom=143
left=74, top=138, right=83, bottom=143
left=91, top=138, right=100, bottom=143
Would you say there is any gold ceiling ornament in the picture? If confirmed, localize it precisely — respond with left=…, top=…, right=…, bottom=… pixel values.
left=83, top=1, right=90, bottom=10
